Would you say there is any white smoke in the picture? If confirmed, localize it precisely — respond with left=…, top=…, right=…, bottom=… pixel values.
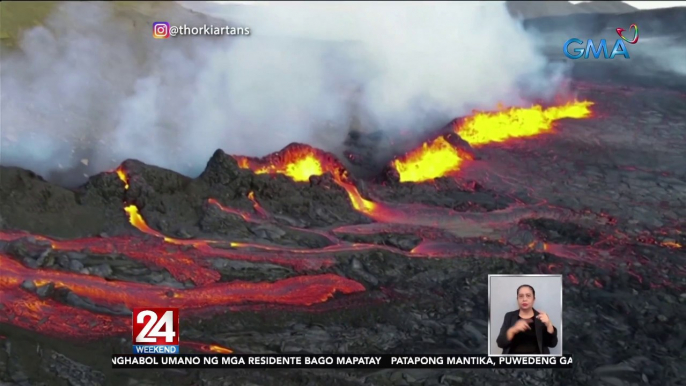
left=0, top=1, right=565, bottom=185
left=639, top=37, right=686, bottom=76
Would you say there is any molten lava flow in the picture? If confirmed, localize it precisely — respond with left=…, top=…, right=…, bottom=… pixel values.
left=207, top=197, right=268, bottom=222
left=1, top=254, right=364, bottom=308
left=233, top=144, right=347, bottom=182
left=182, top=341, right=234, bottom=354
left=0, top=251, right=365, bottom=340
left=456, top=100, right=594, bottom=146
left=248, top=191, right=269, bottom=217
left=233, top=144, right=418, bottom=222
left=233, top=143, right=390, bottom=218
left=392, top=136, right=473, bottom=183
left=207, top=192, right=266, bottom=222
left=662, top=241, right=682, bottom=249
left=116, top=167, right=129, bottom=189
left=2, top=230, right=335, bottom=284
left=110, top=164, right=339, bottom=272
left=125, top=205, right=215, bottom=247
left=125, top=205, right=167, bottom=239
left=340, top=183, right=378, bottom=214
left=385, top=101, right=593, bottom=182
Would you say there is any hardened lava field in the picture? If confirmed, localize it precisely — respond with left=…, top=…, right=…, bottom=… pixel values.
left=1, top=81, right=685, bottom=386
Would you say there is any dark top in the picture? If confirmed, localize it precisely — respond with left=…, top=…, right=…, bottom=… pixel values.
left=509, top=317, right=539, bottom=354
left=496, top=309, right=558, bottom=355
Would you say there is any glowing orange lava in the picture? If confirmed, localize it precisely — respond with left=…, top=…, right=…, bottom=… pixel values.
left=392, top=136, right=473, bottom=183
left=125, top=204, right=216, bottom=247
left=209, top=344, right=234, bottom=354
left=234, top=144, right=346, bottom=182
left=207, top=198, right=257, bottom=222
left=247, top=191, right=269, bottom=217
left=1, top=255, right=363, bottom=308
left=116, top=167, right=129, bottom=189
left=233, top=144, right=387, bottom=218
left=182, top=342, right=234, bottom=354
left=0, top=252, right=365, bottom=340
left=662, top=241, right=682, bottom=249
left=110, top=164, right=337, bottom=271
left=455, top=100, right=594, bottom=146
left=125, top=205, right=165, bottom=238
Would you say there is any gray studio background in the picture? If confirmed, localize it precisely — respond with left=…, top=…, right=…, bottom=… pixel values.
left=489, top=275, right=563, bottom=355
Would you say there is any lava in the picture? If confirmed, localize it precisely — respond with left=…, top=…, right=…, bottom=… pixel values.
left=4, top=96, right=682, bottom=356
left=124, top=205, right=168, bottom=239
left=116, top=168, right=339, bottom=272
left=0, top=252, right=364, bottom=340
left=248, top=191, right=269, bottom=217
left=662, top=241, right=682, bottom=249
left=117, top=158, right=680, bottom=287
left=384, top=100, right=593, bottom=183
left=232, top=143, right=388, bottom=219
left=116, top=166, right=129, bottom=189
left=392, top=136, right=473, bottom=183
left=182, top=341, right=234, bottom=354
left=1, top=254, right=364, bottom=308
left=207, top=198, right=263, bottom=222
left=1, top=152, right=680, bottom=347
left=455, top=100, right=594, bottom=146
left=119, top=199, right=339, bottom=272
left=0, top=230, right=336, bottom=283
left=233, top=143, right=348, bottom=182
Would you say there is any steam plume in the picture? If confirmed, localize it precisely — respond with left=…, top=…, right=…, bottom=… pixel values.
left=1, top=1, right=565, bottom=185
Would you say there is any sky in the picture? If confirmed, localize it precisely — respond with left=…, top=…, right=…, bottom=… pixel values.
left=570, top=1, right=686, bottom=9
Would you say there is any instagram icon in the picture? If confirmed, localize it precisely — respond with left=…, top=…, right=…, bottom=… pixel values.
left=153, top=22, right=170, bottom=39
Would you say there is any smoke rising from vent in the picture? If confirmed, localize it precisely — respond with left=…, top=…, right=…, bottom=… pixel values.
left=1, top=1, right=565, bottom=185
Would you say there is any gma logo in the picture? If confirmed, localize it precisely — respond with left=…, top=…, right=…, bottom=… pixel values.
left=563, top=39, right=630, bottom=60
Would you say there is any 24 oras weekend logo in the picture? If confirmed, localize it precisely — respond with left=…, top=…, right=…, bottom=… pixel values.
left=563, top=24, right=639, bottom=59
left=133, top=308, right=179, bottom=354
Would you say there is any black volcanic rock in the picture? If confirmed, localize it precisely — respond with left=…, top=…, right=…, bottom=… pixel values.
left=0, top=166, right=126, bottom=237
left=76, top=172, right=127, bottom=206
left=521, top=218, right=600, bottom=245
left=373, top=176, right=512, bottom=212
left=0, top=146, right=373, bottom=239
left=122, top=158, right=192, bottom=196
left=199, top=149, right=243, bottom=186
left=244, top=172, right=372, bottom=228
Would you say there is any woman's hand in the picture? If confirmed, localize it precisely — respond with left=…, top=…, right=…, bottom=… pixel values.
left=507, top=318, right=532, bottom=340
left=512, top=319, right=532, bottom=333
left=536, top=312, right=550, bottom=326
left=537, top=311, right=555, bottom=334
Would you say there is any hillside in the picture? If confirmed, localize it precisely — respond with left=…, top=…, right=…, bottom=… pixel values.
left=0, top=1, right=225, bottom=48
left=575, top=1, right=637, bottom=14
left=506, top=1, right=637, bottom=19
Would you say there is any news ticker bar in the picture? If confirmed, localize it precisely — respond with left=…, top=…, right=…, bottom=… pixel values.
left=113, top=354, right=573, bottom=369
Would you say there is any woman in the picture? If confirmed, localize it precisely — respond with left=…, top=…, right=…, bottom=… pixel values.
left=496, top=284, right=558, bottom=354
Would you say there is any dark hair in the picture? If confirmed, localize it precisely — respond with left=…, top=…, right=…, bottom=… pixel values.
left=517, top=284, right=535, bottom=298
